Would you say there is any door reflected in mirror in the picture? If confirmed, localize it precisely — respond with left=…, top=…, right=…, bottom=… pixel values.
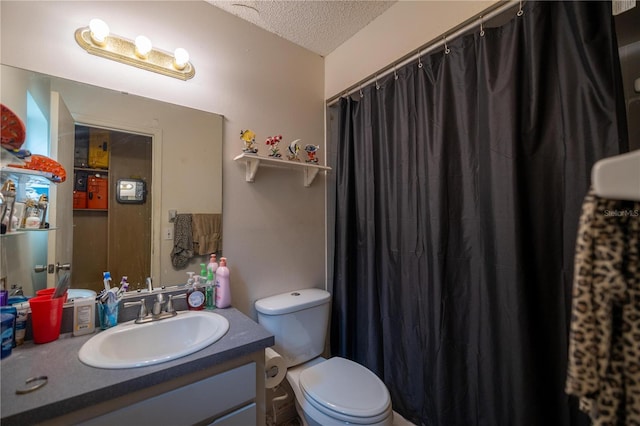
left=73, top=126, right=152, bottom=293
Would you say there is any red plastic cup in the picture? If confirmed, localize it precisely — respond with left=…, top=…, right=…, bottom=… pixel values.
left=28, top=295, right=65, bottom=344
left=36, top=288, right=68, bottom=303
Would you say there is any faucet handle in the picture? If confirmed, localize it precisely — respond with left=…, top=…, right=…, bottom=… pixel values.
left=166, top=293, right=187, bottom=314
left=124, top=298, right=148, bottom=320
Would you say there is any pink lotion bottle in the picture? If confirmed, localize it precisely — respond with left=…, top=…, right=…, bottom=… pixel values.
left=215, top=257, right=231, bottom=308
left=207, top=254, right=218, bottom=275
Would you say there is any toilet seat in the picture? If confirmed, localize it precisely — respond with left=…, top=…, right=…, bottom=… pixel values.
left=299, top=357, right=391, bottom=424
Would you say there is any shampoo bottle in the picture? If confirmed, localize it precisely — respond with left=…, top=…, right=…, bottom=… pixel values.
left=215, top=257, right=231, bottom=308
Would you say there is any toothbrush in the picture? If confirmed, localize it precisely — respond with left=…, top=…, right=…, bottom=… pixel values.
left=117, top=277, right=129, bottom=297
left=101, top=287, right=119, bottom=303
left=103, top=271, right=112, bottom=292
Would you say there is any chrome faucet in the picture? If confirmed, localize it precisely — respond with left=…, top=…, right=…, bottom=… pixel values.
left=124, top=293, right=187, bottom=324
left=146, top=277, right=153, bottom=292
left=9, top=284, right=23, bottom=296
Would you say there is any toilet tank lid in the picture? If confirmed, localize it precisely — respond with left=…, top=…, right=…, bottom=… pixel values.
left=255, top=289, right=331, bottom=315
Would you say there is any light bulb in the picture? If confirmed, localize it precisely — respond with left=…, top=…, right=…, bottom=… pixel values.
left=173, top=48, right=190, bottom=70
left=135, top=35, right=152, bottom=59
left=89, top=18, right=109, bottom=46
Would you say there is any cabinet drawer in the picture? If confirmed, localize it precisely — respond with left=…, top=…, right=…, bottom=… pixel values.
left=210, top=402, right=256, bottom=425
left=82, top=362, right=256, bottom=425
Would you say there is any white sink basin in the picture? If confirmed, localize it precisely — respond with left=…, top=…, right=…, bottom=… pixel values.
left=78, top=311, right=230, bottom=369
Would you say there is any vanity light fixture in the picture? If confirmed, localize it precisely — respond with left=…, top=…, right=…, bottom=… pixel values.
left=75, top=18, right=195, bottom=80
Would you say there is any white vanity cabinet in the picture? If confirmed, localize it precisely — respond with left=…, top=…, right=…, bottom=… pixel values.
left=81, top=362, right=257, bottom=426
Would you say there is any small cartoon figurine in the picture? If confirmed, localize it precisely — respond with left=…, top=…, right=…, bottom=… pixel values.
left=287, top=139, right=301, bottom=161
left=304, top=144, right=319, bottom=163
left=240, top=129, right=258, bottom=153
left=265, top=135, right=283, bottom=158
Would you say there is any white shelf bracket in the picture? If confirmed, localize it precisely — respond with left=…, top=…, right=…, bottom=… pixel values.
left=303, top=167, right=320, bottom=187
left=245, top=157, right=260, bottom=183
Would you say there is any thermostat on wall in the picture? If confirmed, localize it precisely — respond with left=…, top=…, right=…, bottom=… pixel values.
left=116, top=178, right=146, bottom=204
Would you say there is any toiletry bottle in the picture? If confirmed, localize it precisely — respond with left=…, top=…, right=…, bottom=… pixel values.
left=187, top=266, right=206, bottom=311
left=207, top=254, right=218, bottom=275
left=208, top=254, right=218, bottom=307
left=205, top=270, right=215, bottom=309
left=199, top=264, right=207, bottom=283
left=73, top=298, right=96, bottom=336
left=186, top=272, right=195, bottom=287
left=215, top=257, right=231, bottom=308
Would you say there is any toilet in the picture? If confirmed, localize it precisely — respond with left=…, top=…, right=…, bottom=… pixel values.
left=255, top=288, right=393, bottom=426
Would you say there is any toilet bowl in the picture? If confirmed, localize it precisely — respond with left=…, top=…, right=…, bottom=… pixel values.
left=255, top=289, right=394, bottom=426
left=286, top=357, right=393, bottom=426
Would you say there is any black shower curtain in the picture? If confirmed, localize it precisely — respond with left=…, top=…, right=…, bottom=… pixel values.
left=328, top=2, right=628, bottom=425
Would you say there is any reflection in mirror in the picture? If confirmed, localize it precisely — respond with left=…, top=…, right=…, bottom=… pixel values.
left=116, top=179, right=146, bottom=204
left=1, top=64, right=223, bottom=298
left=72, top=125, right=152, bottom=292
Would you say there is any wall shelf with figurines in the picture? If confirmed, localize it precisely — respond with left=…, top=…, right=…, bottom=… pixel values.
left=234, top=130, right=331, bottom=187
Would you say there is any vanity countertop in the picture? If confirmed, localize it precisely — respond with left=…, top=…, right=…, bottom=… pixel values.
left=0, top=308, right=273, bottom=425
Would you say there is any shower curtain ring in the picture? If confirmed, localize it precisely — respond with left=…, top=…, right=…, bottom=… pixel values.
left=517, top=1, right=524, bottom=16
left=418, top=50, right=423, bottom=68
left=375, top=74, right=380, bottom=90
left=444, top=37, right=450, bottom=55
left=479, top=16, right=485, bottom=37
left=394, top=66, right=398, bottom=80
left=359, top=85, right=364, bottom=98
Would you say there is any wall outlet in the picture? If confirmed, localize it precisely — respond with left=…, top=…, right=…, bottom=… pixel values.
left=164, top=227, right=173, bottom=240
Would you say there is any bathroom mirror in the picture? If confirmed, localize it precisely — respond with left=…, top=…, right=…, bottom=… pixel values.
left=0, top=64, right=223, bottom=297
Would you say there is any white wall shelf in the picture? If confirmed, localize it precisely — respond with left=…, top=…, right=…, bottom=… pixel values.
left=1, top=167, right=59, bottom=186
left=234, top=153, right=331, bottom=187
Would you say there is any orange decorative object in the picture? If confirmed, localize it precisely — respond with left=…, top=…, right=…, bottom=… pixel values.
left=9, top=154, right=67, bottom=183
left=1, top=104, right=26, bottom=150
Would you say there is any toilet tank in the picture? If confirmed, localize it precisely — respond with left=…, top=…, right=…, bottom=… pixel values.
left=255, top=289, right=331, bottom=368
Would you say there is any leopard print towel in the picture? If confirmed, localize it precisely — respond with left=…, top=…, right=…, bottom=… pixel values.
left=566, top=189, right=640, bottom=426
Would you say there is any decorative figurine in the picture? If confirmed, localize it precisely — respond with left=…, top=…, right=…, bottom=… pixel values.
left=0, top=180, right=16, bottom=234
left=304, top=144, right=319, bottom=163
left=240, top=129, right=258, bottom=154
left=287, top=139, right=301, bottom=161
left=265, top=135, right=283, bottom=158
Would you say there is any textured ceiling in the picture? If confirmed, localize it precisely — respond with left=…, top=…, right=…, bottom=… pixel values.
left=206, top=0, right=396, bottom=56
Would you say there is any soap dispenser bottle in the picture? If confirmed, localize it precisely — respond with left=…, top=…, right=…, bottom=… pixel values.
left=186, top=265, right=206, bottom=311
left=215, top=257, right=231, bottom=308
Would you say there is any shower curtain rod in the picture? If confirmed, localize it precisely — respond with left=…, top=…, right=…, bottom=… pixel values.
left=326, top=0, right=521, bottom=107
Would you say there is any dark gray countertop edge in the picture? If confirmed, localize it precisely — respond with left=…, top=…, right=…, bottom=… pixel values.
left=1, top=308, right=274, bottom=425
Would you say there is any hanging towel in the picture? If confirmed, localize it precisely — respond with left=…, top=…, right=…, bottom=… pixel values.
left=192, top=213, right=222, bottom=255
left=170, top=214, right=194, bottom=269
left=565, top=189, right=640, bottom=426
